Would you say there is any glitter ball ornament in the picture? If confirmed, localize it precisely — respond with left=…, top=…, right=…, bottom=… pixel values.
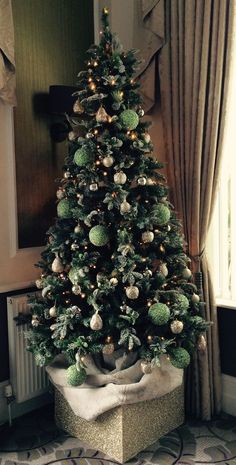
left=120, top=200, right=131, bottom=214
left=174, top=293, right=189, bottom=311
left=52, top=256, right=64, bottom=273
left=96, top=105, right=109, bottom=123
left=102, top=343, right=115, bottom=355
left=89, top=225, right=110, bottom=246
left=114, top=171, right=127, bottom=184
left=69, top=266, right=82, bottom=285
left=148, top=303, right=170, bottom=325
left=49, top=306, right=57, bottom=318
left=74, top=146, right=94, bottom=167
left=198, top=334, right=207, bottom=352
left=170, top=347, right=191, bottom=369
left=102, top=155, right=114, bottom=167
left=137, top=176, right=147, bottom=186
left=90, top=313, right=103, bottom=330
left=142, top=231, right=154, bottom=243
left=89, top=183, right=98, bottom=191
left=182, top=267, right=192, bottom=279
left=57, top=199, right=74, bottom=219
left=72, top=285, right=81, bottom=295
left=35, top=279, right=44, bottom=289
left=119, top=109, right=139, bottom=130
left=141, top=360, right=152, bottom=374
left=56, top=188, right=64, bottom=200
left=66, top=365, right=87, bottom=386
left=170, top=320, right=184, bottom=334
left=151, top=204, right=171, bottom=225
left=110, top=277, right=118, bottom=286
left=159, top=263, right=168, bottom=277
left=126, top=285, right=139, bottom=299
left=192, top=293, right=200, bottom=303
left=73, top=99, right=84, bottom=114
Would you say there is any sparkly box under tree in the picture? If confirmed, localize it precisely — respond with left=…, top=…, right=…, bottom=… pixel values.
left=55, top=384, right=184, bottom=462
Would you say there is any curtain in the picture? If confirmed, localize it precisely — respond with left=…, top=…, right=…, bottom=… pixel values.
left=0, top=0, right=16, bottom=106
left=134, top=0, right=235, bottom=419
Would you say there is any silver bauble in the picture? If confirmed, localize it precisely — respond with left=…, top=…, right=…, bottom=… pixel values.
left=141, top=360, right=152, bottom=374
left=159, top=263, right=168, bottom=277
left=90, top=313, right=103, bottom=330
left=110, top=277, right=118, bottom=286
left=102, top=156, right=114, bottom=167
left=49, top=306, right=57, bottom=318
left=137, top=176, right=147, bottom=186
left=120, top=200, right=131, bottom=214
left=126, top=285, right=139, bottom=300
left=192, top=293, right=200, bottom=303
left=182, top=268, right=192, bottom=279
left=170, top=320, right=184, bottom=334
left=114, top=171, right=127, bottom=185
left=142, top=231, right=154, bottom=243
left=74, top=224, right=82, bottom=234
left=52, top=256, right=64, bottom=273
left=89, top=183, right=98, bottom=191
left=72, top=284, right=81, bottom=295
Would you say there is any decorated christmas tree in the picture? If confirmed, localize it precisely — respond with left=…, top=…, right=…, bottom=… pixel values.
left=27, top=9, right=208, bottom=386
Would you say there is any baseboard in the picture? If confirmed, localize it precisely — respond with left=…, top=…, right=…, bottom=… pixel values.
left=0, top=380, right=52, bottom=424
left=222, top=374, right=236, bottom=416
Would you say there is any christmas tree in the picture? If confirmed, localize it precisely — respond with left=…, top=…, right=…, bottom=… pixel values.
left=27, top=9, right=208, bottom=385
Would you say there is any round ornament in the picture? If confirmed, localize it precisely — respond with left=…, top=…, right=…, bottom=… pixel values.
left=57, top=199, right=74, bottom=219
left=73, top=99, right=84, bottom=114
left=66, top=365, right=87, bottom=386
left=49, top=306, right=57, bottom=318
left=159, top=263, right=168, bottom=277
left=110, top=277, right=118, bottom=286
left=102, top=343, right=115, bottom=355
left=137, top=176, right=147, bottom=186
left=96, top=106, right=109, bottom=123
left=151, top=204, right=171, bottom=225
left=192, top=293, right=200, bottom=303
left=52, top=256, right=64, bottom=273
left=141, top=360, right=152, bottom=374
left=89, top=183, right=98, bottom=191
left=120, top=200, right=131, bottom=214
left=74, top=147, right=94, bottom=167
left=174, top=293, right=189, bottom=311
left=170, top=320, right=184, bottom=334
left=89, top=225, right=110, bottom=247
left=182, top=267, right=192, bottom=279
left=126, top=286, right=139, bottom=300
left=72, top=284, right=81, bottom=295
left=119, top=109, right=139, bottom=130
left=35, top=279, right=44, bottom=289
left=74, top=224, right=82, bottom=234
left=170, top=347, right=190, bottom=369
left=103, top=156, right=114, bottom=167
left=148, top=303, right=170, bottom=325
left=114, top=171, right=127, bottom=185
left=198, top=334, right=207, bottom=352
left=56, top=188, right=64, bottom=200
left=90, top=313, right=103, bottom=330
left=142, top=231, right=154, bottom=243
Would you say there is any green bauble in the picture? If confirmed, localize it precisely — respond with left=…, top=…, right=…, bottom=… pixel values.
left=119, top=109, right=139, bottom=130
left=74, top=146, right=94, bottom=167
left=148, top=303, right=170, bottom=325
left=68, top=266, right=81, bottom=285
left=151, top=204, right=171, bottom=225
left=89, top=225, right=110, bottom=246
left=170, top=348, right=191, bottom=369
left=57, top=199, right=74, bottom=218
left=66, top=365, right=87, bottom=386
left=174, top=293, right=189, bottom=311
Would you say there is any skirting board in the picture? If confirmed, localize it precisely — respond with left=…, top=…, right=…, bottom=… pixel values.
left=222, top=374, right=236, bottom=416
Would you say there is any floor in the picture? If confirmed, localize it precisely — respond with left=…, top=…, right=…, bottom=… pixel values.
left=0, top=406, right=236, bottom=465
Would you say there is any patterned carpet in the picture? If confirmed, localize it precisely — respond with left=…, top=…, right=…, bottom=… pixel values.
left=0, top=406, right=236, bottom=465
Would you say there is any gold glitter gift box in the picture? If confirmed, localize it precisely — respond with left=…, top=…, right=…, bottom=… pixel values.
left=55, top=384, right=184, bottom=462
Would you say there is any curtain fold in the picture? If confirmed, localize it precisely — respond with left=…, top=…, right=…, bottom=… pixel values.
left=0, top=0, right=16, bottom=106
left=135, top=0, right=235, bottom=419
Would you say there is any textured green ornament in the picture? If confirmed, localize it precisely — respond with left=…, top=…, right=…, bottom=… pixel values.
left=148, top=303, right=170, bottom=325
left=170, top=347, right=191, bottom=369
left=89, top=225, right=110, bottom=246
left=119, top=109, right=139, bottom=130
left=151, top=204, right=171, bottom=225
left=68, top=266, right=81, bottom=285
left=66, top=364, right=87, bottom=386
left=174, top=293, right=189, bottom=311
left=74, top=146, right=94, bottom=167
left=57, top=199, right=74, bottom=218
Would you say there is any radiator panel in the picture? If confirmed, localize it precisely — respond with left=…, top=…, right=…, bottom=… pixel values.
left=7, top=293, right=49, bottom=403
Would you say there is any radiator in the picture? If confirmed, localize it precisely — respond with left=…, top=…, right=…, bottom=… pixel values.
left=7, top=293, right=49, bottom=403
